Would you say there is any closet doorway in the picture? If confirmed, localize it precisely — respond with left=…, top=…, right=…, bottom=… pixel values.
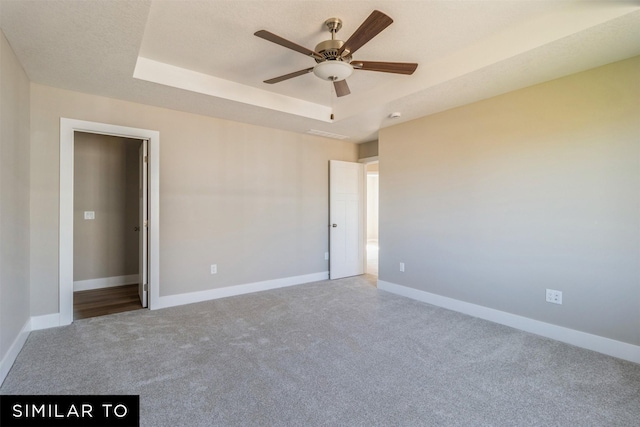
left=59, top=118, right=160, bottom=326
left=72, top=133, right=145, bottom=320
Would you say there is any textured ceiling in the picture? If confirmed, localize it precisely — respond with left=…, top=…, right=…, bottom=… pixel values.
left=1, top=0, right=639, bottom=143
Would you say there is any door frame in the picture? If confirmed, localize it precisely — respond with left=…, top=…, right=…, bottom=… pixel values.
left=59, top=118, right=160, bottom=325
left=138, top=139, right=148, bottom=308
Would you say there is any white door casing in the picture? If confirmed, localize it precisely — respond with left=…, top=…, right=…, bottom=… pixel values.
left=139, top=139, right=148, bottom=307
left=329, top=160, right=365, bottom=279
left=60, top=118, right=159, bottom=325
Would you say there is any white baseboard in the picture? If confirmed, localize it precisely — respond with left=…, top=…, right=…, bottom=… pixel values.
left=377, top=280, right=640, bottom=365
left=154, top=271, right=329, bottom=310
left=2, top=313, right=64, bottom=385
left=0, top=318, right=31, bottom=386
left=30, top=313, right=61, bottom=331
left=74, top=274, right=138, bottom=292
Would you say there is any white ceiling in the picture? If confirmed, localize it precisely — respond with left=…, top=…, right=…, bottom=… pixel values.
left=2, top=0, right=639, bottom=143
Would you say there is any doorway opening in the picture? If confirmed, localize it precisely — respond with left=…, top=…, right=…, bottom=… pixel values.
left=329, top=160, right=365, bottom=280
left=328, top=159, right=377, bottom=282
left=72, top=133, right=144, bottom=320
left=365, top=161, right=379, bottom=277
left=59, top=118, right=159, bottom=326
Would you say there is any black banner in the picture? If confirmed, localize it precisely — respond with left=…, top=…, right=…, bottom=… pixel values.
left=0, top=395, right=139, bottom=427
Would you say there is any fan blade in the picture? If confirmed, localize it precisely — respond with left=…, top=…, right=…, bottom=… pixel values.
left=264, top=68, right=314, bottom=84
left=338, top=10, right=393, bottom=56
left=255, top=30, right=323, bottom=60
left=352, top=61, right=418, bottom=75
left=333, top=80, right=351, bottom=97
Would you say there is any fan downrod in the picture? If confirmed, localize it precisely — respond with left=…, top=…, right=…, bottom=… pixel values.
left=315, top=17, right=351, bottom=62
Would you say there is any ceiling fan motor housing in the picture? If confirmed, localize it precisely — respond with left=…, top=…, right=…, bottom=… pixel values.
left=314, top=39, right=351, bottom=63
left=313, top=38, right=353, bottom=82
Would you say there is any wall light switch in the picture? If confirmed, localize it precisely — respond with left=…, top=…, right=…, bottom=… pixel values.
left=84, top=211, right=95, bottom=220
left=210, top=264, right=217, bottom=275
left=325, top=252, right=329, bottom=260
left=400, top=262, right=405, bottom=272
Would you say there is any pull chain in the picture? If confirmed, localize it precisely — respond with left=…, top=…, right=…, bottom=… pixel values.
left=329, top=81, right=335, bottom=121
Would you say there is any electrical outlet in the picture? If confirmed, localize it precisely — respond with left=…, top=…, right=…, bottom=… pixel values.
left=546, top=289, right=562, bottom=305
left=84, top=211, right=95, bottom=220
left=400, top=262, right=405, bottom=272
left=210, top=264, right=217, bottom=275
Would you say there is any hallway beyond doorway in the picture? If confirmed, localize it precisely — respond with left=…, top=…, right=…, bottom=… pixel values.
left=366, top=162, right=379, bottom=277
left=366, top=240, right=378, bottom=276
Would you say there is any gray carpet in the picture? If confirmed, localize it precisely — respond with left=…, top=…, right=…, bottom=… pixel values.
left=2, top=275, right=640, bottom=426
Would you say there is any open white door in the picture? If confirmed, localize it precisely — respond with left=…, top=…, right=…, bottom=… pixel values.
left=138, top=140, right=148, bottom=307
left=329, top=160, right=365, bottom=279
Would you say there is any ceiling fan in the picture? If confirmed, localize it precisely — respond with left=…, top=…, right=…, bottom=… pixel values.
left=254, top=10, right=418, bottom=97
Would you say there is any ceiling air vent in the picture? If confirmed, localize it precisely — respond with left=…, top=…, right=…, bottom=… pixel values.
left=306, top=129, right=349, bottom=140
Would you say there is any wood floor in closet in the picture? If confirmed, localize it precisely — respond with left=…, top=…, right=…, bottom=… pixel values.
left=74, top=284, right=143, bottom=320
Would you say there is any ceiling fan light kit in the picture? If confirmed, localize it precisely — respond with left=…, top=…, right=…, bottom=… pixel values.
left=255, top=10, right=418, bottom=97
left=313, top=61, right=353, bottom=81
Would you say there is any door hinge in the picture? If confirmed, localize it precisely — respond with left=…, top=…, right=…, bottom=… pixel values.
left=144, top=220, right=148, bottom=227
left=143, top=283, right=148, bottom=291
left=144, top=155, right=148, bottom=163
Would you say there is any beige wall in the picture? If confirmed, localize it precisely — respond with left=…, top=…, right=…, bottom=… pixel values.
left=0, top=32, right=30, bottom=358
left=30, top=84, right=358, bottom=315
left=358, top=140, right=378, bottom=160
left=73, top=133, right=139, bottom=281
left=379, top=56, right=640, bottom=345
